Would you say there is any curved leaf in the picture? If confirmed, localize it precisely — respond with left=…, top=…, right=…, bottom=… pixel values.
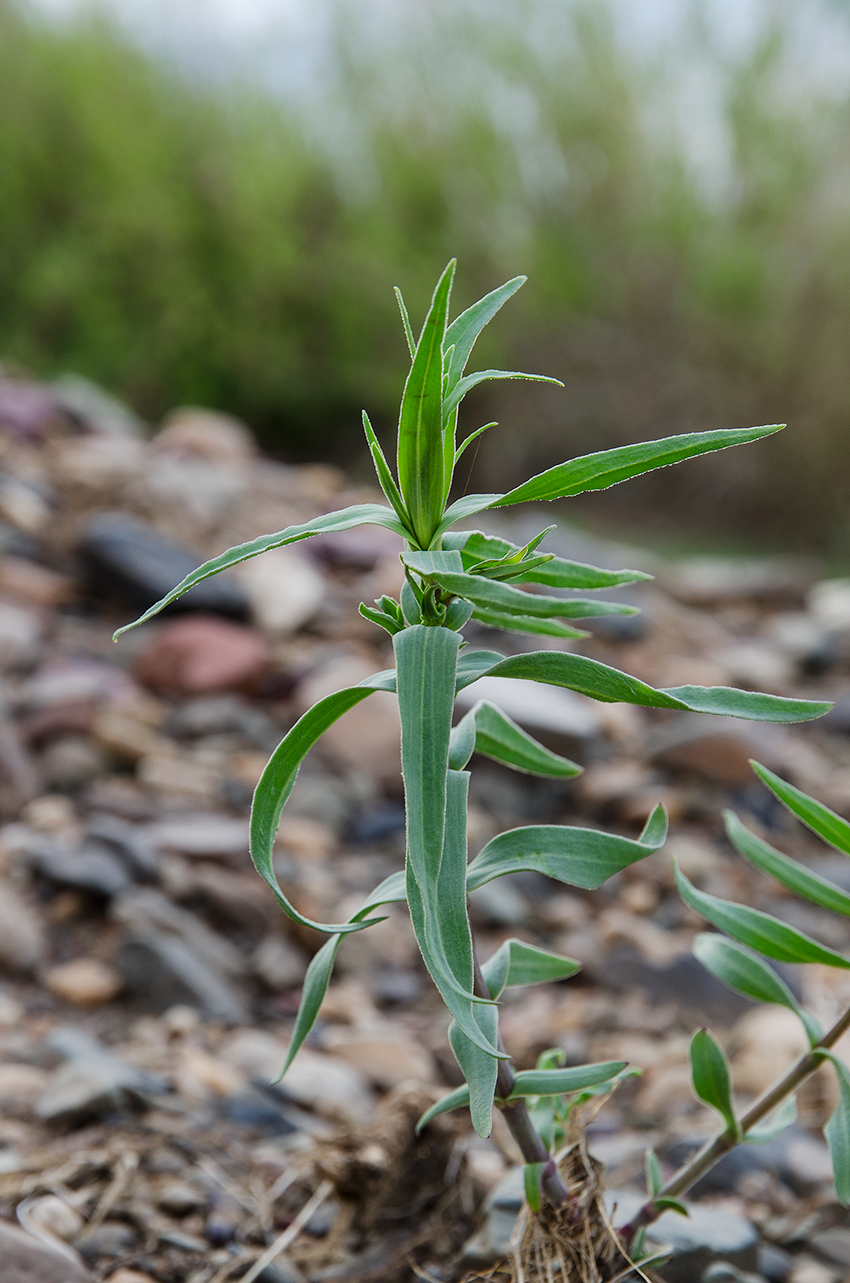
left=442, top=530, right=651, bottom=590
left=745, top=1096, right=797, bottom=1143
left=676, top=865, right=850, bottom=969
left=507, top=1061, right=627, bottom=1099
left=824, top=1052, right=850, bottom=1205
left=362, top=411, right=410, bottom=530
left=251, top=677, right=398, bottom=933
left=415, top=1084, right=471, bottom=1133
left=430, top=493, right=504, bottom=543
left=449, top=1009, right=499, bottom=1138
left=450, top=700, right=582, bottom=778
left=725, top=811, right=850, bottom=917
left=113, top=504, right=409, bottom=638
left=444, top=276, right=526, bottom=388
left=751, top=762, right=850, bottom=856
left=470, top=651, right=831, bottom=723
left=491, top=425, right=784, bottom=507
left=397, top=260, right=455, bottom=546
left=467, top=805, right=668, bottom=891
left=471, top=609, right=588, bottom=639
left=690, top=1029, right=740, bottom=1138
left=399, top=562, right=639, bottom=622
left=482, top=939, right=581, bottom=999
left=443, top=368, right=563, bottom=418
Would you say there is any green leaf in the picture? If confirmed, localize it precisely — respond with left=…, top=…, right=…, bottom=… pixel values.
left=654, top=1199, right=690, bottom=1217
left=693, top=933, right=814, bottom=1028
left=442, top=530, right=651, bottom=590
left=430, top=493, right=504, bottom=543
left=482, top=939, right=581, bottom=999
left=397, top=260, right=455, bottom=546
left=491, top=425, right=785, bottom=507
left=415, top=1085, right=471, bottom=1133
left=725, top=810, right=850, bottom=917
left=507, top=1061, right=627, bottom=1099
left=471, top=651, right=831, bottom=723
left=645, top=1148, right=663, bottom=1196
left=403, top=550, right=465, bottom=577
left=112, top=504, right=409, bottom=638
left=398, top=562, right=640, bottom=621
left=361, top=411, right=410, bottom=530
left=449, top=1008, right=499, bottom=1138
left=250, top=675, right=396, bottom=934
left=443, top=275, right=526, bottom=389
left=690, top=1029, right=740, bottom=1138
left=394, top=286, right=415, bottom=357
left=744, top=1096, right=797, bottom=1143
left=467, top=805, right=668, bottom=892
left=359, top=603, right=404, bottom=636
left=450, top=700, right=582, bottom=779
left=277, top=871, right=408, bottom=1080
left=751, top=762, right=850, bottom=856
left=455, top=422, right=497, bottom=464
left=471, top=609, right=589, bottom=639
left=824, top=1052, right=850, bottom=1205
left=523, top=1163, right=546, bottom=1213
left=455, top=649, right=505, bottom=691
left=443, top=368, right=563, bottom=418
left=675, top=865, right=850, bottom=970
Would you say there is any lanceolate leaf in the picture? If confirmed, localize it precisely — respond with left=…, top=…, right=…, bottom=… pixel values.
left=523, top=1163, right=546, bottom=1213
left=450, top=700, right=582, bottom=778
left=491, top=425, right=784, bottom=507
left=466, top=651, right=831, bottom=723
left=443, top=368, right=563, bottom=418
left=467, top=806, right=668, bottom=891
left=725, top=811, right=850, bottom=917
left=277, top=871, right=409, bottom=1080
left=431, top=493, right=504, bottom=543
left=675, top=865, right=850, bottom=970
left=112, top=504, right=410, bottom=638
left=824, top=1052, right=850, bottom=1206
left=397, top=260, right=455, bottom=546
left=362, top=411, right=410, bottom=529
left=415, top=1085, right=471, bottom=1133
left=399, top=562, right=640, bottom=621
left=745, top=1096, right=797, bottom=1143
left=443, top=275, right=526, bottom=389
left=442, top=530, right=651, bottom=590
left=471, top=609, right=589, bottom=639
left=449, top=1007, right=500, bottom=1138
left=507, top=1061, right=627, bottom=1099
left=694, top=934, right=822, bottom=1046
left=250, top=675, right=396, bottom=934
left=482, top=939, right=581, bottom=999
left=751, top=762, right=850, bottom=856
left=690, top=1029, right=740, bottom=1138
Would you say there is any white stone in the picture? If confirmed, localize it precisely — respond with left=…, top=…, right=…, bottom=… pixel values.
left=237, top=546, right=325, bottom=634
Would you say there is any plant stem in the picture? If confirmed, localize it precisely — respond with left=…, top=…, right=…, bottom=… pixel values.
left=621, top=1001, right=850, bottom=1245
left=472, top=953, right=571, bottom=1207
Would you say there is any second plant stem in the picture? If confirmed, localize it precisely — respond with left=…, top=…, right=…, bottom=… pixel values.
left=473, top=953, right=571, bottom=1207
left=622, top=1001, right=850, bottom=1245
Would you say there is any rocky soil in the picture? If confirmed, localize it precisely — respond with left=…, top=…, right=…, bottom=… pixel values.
left=2, top=372, right=850, bottom=1282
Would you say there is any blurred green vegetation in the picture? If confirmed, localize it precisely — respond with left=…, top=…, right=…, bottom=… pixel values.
left=3, top=0, right=850, bottom=549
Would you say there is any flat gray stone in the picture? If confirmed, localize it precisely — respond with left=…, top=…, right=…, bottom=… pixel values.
left=36, top=1028, right=165, bottom=1126
left=609, top=1190, right=759, bottom=1283
left=118, top=933, right=248, bottom=1023
left=0, top=1221, right=93, bottom=1282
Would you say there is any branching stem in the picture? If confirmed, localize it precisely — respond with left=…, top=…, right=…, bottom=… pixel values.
left=472, top=952, right=571, bottom=1207
left=622, top=1000, right=850, bottom=1245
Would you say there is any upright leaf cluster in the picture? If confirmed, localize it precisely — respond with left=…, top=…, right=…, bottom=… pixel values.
left=114, top=265, right=830, bottom=1198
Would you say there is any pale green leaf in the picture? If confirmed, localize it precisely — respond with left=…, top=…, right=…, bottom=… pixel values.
left=507, top=1061, right=627, bottom=1099
left=449, top=1009, right=499, bottom=1138
left=751, top=762, right=850, bottom=856
left=471, top=608, right=589, bottom=639
left=676, top=865, right=850, bottom=969
left=415, top=1085, right=471, bottom=1133
left=398, top=563, right=640, bottom=621
left=645, top=1149, right=663, bottom=1197
left=824, top=1052, right=850, bottom=1205
left=361, top=411, right=410, bottom=530
left=725, top=811, right=850, bottom=916
left=444, top=275, right=526, bottom=388
left=491, top=425, right=785, bottom=507
left=452, top=700, right=582, bottom=778
left=113, top=504, right=409, bottom=638
left=745, top=1096, right=797, bottom=1143
left=394, top=286, right=415, bottom=356
left=443, top=368, right=563, bottom=418
left=523, top=1163, right=546, bottom=1213
left=442, top=530, right=651, bottom=589
left=690, top=1029, right=740, bottom=1138
left=482, top=939, right=581, bottom=999
left=467, top=806, right=668, bottom=891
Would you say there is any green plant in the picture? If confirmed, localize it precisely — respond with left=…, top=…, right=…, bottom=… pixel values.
left=115, top=264, right=830, bottom=1237
left=620, top=761, right=850, bottom=1255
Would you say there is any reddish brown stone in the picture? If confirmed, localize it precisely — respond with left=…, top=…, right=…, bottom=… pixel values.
left=133, top=615, right=269, bottom=695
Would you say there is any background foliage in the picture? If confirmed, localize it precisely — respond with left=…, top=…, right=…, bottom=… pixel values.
left=4, top=0, right=850, bottom=549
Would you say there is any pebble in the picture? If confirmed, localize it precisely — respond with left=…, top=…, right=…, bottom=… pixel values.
left=154, top=406, right=256, bottom=462
left=647, top=714, right=781, bottom=787
left=321, top=1029, right=435, bottom=1089
left=105, top=1272, right=158, bottom=1283
left=664, top=556, right=813, bottom=605
left=118, top=934, right=248, bottom=1023
left=44, top=958, right=123, bottom=1005
left=806, top=1227, right=850, bottom=1267
left=18, top=1193, right=84, bottom=1242
left=295, top=654, right=401, bottom=782
left=731, top=1007, right=809, bottom=1094
left=36, top=1026, right=166, bottom=1126
left=156, top=1179, right=208, bottom=1214
left=79, top=512, right=248, bottom=616
left=143, top=814, right=250, bottom=862
left=30, top=836, right=130, bottom=899
left=252, top=933, right=308, bottom=989
left=0, top=599, right=42, bottom=671
left=237, top=545, right=325, bottom=634
left=53, top=372, right=148, bottom=436
left=0, top=1061, right=49, bottom=1102
left=0, top=1220, right=94, bottom=1282
left=0, top=879, right=45, bottom=971
left=134, top=615, right=270, bottom=694
left=787, top=1259, right=838, bottom=1283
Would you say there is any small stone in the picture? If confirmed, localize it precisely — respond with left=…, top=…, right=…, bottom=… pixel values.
left=19, top=1193, right=84, bottom=1242
left=77, top=1222, right=136, bottom=1259
left=0, top=599, right=42, bottom=671
left=309, top=523, right=402, bottom=570
left=0, top=377, right=60, bottom=438
left=665, top=556, right=813, bottom=605
left=0, top=557, right=73, bottom=608
left=222, top=1032, right=374, bottom=1124
left=92, top=707, right=171, bottom=762
left=788, top=1259, right=838, bottom=1283
left=295, top=654, right=401, bottom=782
left=44, top=958, right=123, bottom=1005
left=79, top=512, right=248, bottom=616
left=0, top=1062, right=49, bottom=1103
left=176, top=1045, right=245, bottom=1099
left=252, top=934, right=308, bottom=989
left=134, top=615, right=270, bottom=694
left=807, top=1227, right=850, bottom=1266
left=30, top=837, right=130, bottom=899
left=53, top=372, right=148, bottom=436
left=106, top=1271, right=158, bottom=1283
left=144, top=813, right=249, bottom=861
left=36, top=1026, right=165, bottom=1126
left=118, top=934, right=248, bottom=1023
left=321, top=1030, right=435, bottom=1089
left=237, top=546, right=325, bottom=634
left=154, top=407, right=256, bottom=462
left=469, top=877, right=529, bottom=926
left=758, top=1243, right=792, bottom=1282
left=647, top=714, right=782, bottom=787
left=0, top=1220, right=94, bottom=1281
left=731, top=1007, right=809, bottom=1094
left=0, top=880, right=45, bottom=971
left=41, top=735, right=109, bottom=789
left=156, top=1180, right=208, bottom=1215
